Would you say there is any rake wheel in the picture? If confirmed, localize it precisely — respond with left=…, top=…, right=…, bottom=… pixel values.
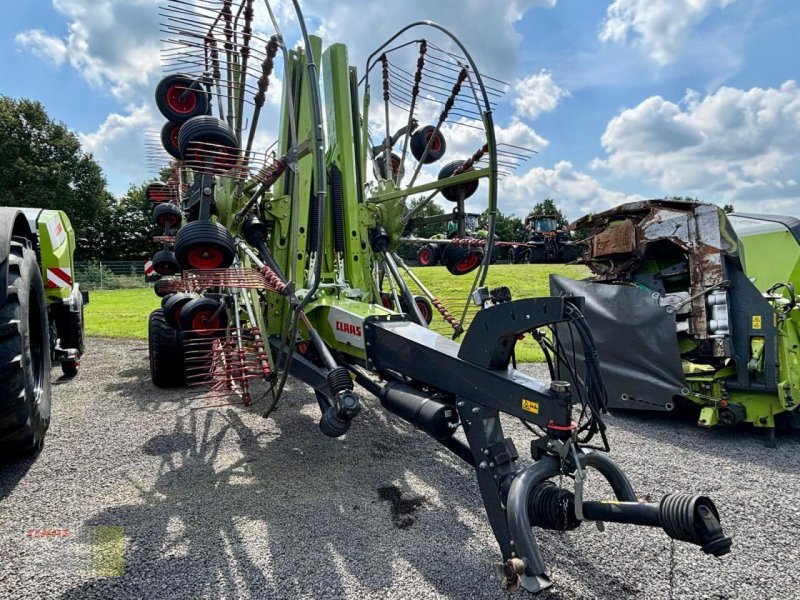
left=173, top=220, right=236, bottom=271
left=438, top=160, right=479, bottom=202
left=152, top=249, right=181, bottom=276
left=177, top=116, right=239, bottom=171
left=153, top=203, right=182, bottom=230
left=442, top=244, right=484, bottom=276
left=410, top=126, right=447, bottom=164
left=161, top=121, right=182, bottom=160
left=178, top=297, right=228, bottom=337
left=156, top=74, right=210, bottom=123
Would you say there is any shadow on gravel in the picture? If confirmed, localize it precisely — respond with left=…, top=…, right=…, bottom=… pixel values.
left=56, top=383, right=643, bottom=600
left=0, top=453, right=38, bottom=501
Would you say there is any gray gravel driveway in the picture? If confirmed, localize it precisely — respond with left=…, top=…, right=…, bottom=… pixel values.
left=1, top=337, right=798, bottom=599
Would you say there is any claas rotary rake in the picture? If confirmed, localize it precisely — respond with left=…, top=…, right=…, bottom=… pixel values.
left=142, top=0, right=732, bottom=593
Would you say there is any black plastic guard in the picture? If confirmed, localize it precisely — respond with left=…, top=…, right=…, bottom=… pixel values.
left=550, top=275, right=686, bottom=411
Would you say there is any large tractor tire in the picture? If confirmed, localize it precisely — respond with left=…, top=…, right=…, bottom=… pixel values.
left=148, top=309, right=186, bottom=387
left=0, top=241, right=52, bottom=455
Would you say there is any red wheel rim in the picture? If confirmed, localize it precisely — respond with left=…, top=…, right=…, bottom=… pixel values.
left=455, top=253, right=480, bottom=273
left=166, top=83, right=198, bottom=115
left=168, top=125, right=180, bottom=151
left=419, top=249, right=431, bottom=265
left=426, top=131, right=443, bottom=153
left=191, top=310, right=221, bottom=332
left=187, top=247, right=224, bottom=269
left=416, top=300, right=430, bottom=322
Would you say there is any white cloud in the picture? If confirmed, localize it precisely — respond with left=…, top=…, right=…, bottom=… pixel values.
left=500, top=161, right=644, bottom=219
left=17, top=0, right=161, bottom=102
left=15, top=29, right=68, bottom=66
left=513, top=69, right=569, bottom=120
left=78, top=104, right=161, bottom=184
left=314, top=0, right=558, bottom=78
left=17, top=0, right=560, bottom=195
left=599, top=0, right=735, bottom=65
left=594, top=81, right=800, bottom=213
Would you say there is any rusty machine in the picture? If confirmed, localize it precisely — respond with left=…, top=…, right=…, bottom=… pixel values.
left=552, top=200, right=800, bottom=444
left=142, top=2, right=733, bottom=593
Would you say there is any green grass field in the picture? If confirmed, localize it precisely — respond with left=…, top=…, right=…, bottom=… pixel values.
left=85, top=263, right=588, bottom=362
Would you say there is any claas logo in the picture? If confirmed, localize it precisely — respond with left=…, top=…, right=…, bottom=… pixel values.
left=335, top=321, right=362, bottom=336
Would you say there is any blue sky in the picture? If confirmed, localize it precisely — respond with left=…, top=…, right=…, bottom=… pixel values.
left=2, top=0, right=799, bottom=220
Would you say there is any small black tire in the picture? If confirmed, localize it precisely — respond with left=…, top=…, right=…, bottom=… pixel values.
left=417, top=244, right=439, bottom=267
left=163, top=293, right=195, bottom=330
left=441, top=244, right=484, bottom=276
left=438, top=160, right=479, bottom=202
left=153, top=203, right=182, bottom=230
left=152, top=250, right=181, bottom=276
left=161, top=121, right=182, bottom=160
left=174, top=220, right=236, bottom=270
left=177, top=116, right=239, bottom=171
left=375, top=153, right=404, bottom=180
left=404, top=295, right=433, bottom=324
left=178, top=297, right=228, bottom=337
left=154, top=279, right=179, bottom=298
left=148, top=309, right=186, bottom=388
left=155, top=74, right=209, bottom=123
left=410, top=125, right=447, bottom=164
left=0, top=241, right=52, bottom=455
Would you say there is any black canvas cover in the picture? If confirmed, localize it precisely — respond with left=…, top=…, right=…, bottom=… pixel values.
left=549, top=275, right=687, bottom=411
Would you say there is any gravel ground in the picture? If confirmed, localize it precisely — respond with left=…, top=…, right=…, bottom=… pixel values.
left=1, top=337, right=798, bottom=599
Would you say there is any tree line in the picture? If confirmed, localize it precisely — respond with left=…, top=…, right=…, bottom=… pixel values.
left=0, top=96, right=155, bottom=261
left=1, top=95, right=573, bottom=262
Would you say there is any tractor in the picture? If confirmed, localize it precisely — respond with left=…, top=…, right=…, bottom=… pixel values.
left=141, top=2, right=733, bottom=594
left=551, top=200, right=800, bottom=445
left=510, top=214, right=579, bottom=264
left=0, top=207, right=86, bottom=455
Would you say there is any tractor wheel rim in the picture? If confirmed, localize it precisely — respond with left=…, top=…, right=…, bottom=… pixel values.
left=166, top=84, right=198, bottom=115
left=169, top=126, right=180, bottom=149
left=187, top=247, right=224, bottom=269
left=191, top=310, right=221, bottom=332
left=419, top=249, right=430, bottom=264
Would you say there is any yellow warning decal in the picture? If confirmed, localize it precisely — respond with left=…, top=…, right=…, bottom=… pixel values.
left=752, top=315, right=762, bottom=330
left=522, top=399, right=539, bottom=414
